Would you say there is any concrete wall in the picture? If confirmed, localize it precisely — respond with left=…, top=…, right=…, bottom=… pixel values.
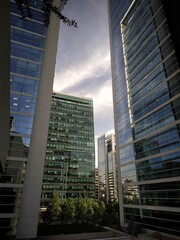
left=0, top=0, right=10, bottom=172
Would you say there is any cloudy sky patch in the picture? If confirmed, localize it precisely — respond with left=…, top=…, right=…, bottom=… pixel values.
left=53, top=0, right=114, bottom=138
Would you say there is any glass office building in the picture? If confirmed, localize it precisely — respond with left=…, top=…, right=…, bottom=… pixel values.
left=41, top=93, right=95, bottom=207
left=0, top=1, right=60, bottom=238
left=98, top=134, right=106, bottom=201
left=108, top=0, right=180, bottom=236
left=98, top=131, right=117, bottom=203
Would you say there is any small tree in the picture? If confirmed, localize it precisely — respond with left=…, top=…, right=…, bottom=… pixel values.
left=49, top=192, right=61, bottom=222
left=60, top=198, right=75, bottom=223
left=85, top=199, right=94, bottom=222
left=75, top=195, right=87, bottom=222
left=91, top=200, right=104, bottom=224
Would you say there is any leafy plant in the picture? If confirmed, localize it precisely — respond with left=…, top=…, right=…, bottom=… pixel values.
left=15, top=0, right=78, bottom=27
left=48, top=192, right=61, bottom=222
left=60, top=198, right=75, bottom=223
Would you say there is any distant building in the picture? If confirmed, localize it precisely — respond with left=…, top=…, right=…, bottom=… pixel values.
left=0, top=1, right=60, bottom=238
left=108, top=0, right=180, bottom=237
left=41, top=93, right=95, bottom=207
left=98, top=131, right=117, bottom=203
left=95, top=168, right=100, bottom=201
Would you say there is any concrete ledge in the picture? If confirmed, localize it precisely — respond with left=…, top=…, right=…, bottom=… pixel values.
left=37, top=230, right=134, bottom=240
left=37, top=231, right=116, bottom=240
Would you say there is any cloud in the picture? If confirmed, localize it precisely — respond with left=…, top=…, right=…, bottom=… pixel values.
left=53, top=0, right=114, bottom=138
left=54, top=48, right=110, bottom=92
left=85, top=78, right=114, bottom=137
left=53, top=46, right=114, bottom=136
left=87, top=79, right=113, bottom=113
left=53, top=48, right=114, bottom=137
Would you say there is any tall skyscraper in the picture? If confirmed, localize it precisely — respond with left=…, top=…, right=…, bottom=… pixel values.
left=108, top=0, right=180, bottom=237
left=98, top=131, right=117, bottom=203
left=0, top=1, right=60, bottom=239
left=41, top=93, right=95, bottom=208
left=98, top=134, right=106, bottom=202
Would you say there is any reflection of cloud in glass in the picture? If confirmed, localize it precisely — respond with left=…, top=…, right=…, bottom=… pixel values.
left=22, top=137, right=30, bottom=147
left=10, top=114, right=33, bottom=135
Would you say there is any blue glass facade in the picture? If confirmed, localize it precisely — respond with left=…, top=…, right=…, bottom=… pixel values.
left=0, top=0, right=48, bottom=236
left=10, top=0, right=47, bottom=137
left=8, top=0, right=47, bottom=173
left=109, top=0, right=180, bottom=237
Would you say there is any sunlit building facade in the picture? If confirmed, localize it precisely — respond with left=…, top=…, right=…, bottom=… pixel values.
left=108, top=0, right=180, bottom=237
left=98, top=131, right=117, bottom=203
left=41, top=93, right=95, bottom=207
left=0, top=1, right=60, bottom=239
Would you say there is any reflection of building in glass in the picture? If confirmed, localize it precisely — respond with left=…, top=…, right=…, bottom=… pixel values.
left=98, top=131, right=117, bottom=203
left=108, top=0, right=180, bottom=237
left=0, top=1, right=60, bottom=238
left=41, top=93, right=95, bottom=207
left=122, top=179, right=138, bottom=205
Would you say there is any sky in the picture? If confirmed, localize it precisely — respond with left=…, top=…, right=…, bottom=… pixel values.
left=53, top=0, right=114, bottom=141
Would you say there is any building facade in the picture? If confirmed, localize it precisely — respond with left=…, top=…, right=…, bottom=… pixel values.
left=95, top=168, right=100, bottom=201
left=108, top=0, right=180, bottom=237
left=41, top=93, right=95, bottom=207
left=98, top=131, right=117, bottom=203
left=0, top=1, right=60, bottom=239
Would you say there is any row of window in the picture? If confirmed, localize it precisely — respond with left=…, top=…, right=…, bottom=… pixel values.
left=45, top=158, right=94, bottom=166
left=52, top=101, right=92, bottom=110
left=49, top=122, right=93, bottom=130
left=135, top=126, right=180, bottom=159
left=10, top=74, right=39, bottom=96
left=44, top=170, right=94, bottom=178
left=132, top=82, right=172, bottom=121
left=131, top=64, right=165, bottom=103
left=11, top=14, right=47, bottom=36
left=11, top=41, right=43, bottom=62
left=47, top=138, right=94, bottom=147
left=11, top=28, right=46, bottom=48
left=11, top=58, right=41, bottom=78
left=133, top=103, right=177, bottom=139
left=124, top=207, right=180, bottom=236
left=119, top=125, right=180, bottom=164
left=46, top=144, right=93, bottom=151
left=11, top=1, right=45, bottom=23
left=43, top=176, right=95, bottom=184
left=48, top=132, right=93, bottom=141
left=42, top=184, right=95, bottom=191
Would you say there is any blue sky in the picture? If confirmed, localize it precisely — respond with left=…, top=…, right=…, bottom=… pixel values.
left=53, top=0, right=114, bottom=140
